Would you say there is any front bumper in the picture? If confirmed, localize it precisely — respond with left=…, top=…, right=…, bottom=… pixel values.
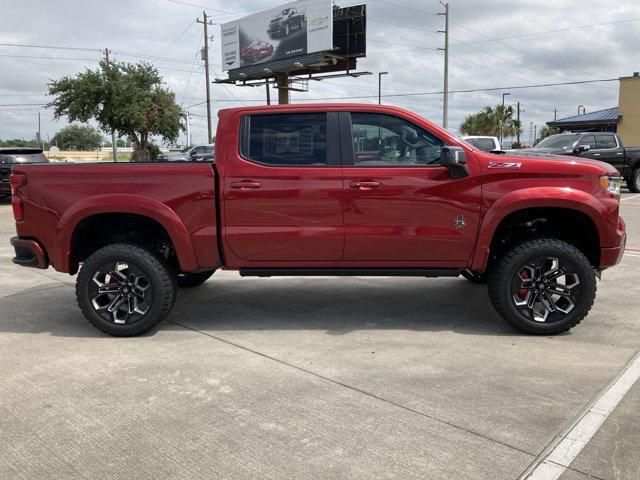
left=10, top=237, right=49, bottom=269
left=600, top=216, right=626, bottom=269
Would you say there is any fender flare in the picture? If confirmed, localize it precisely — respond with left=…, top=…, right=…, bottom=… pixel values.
left=55, top=194, right=199, bottom=273
left=470, top=187, right=610, bottom=271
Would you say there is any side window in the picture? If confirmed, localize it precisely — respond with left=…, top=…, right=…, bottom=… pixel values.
left=240, top=113, right=327, bottom=166
left=578, top=135, right=596, bottom=148
left=597, top=135, right=617, bottom=149
left=350, top=113, right=444, bottom=166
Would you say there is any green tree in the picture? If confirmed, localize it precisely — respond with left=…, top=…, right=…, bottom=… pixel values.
left=459, top=105, right=522, bottom=139
left=538, top=126, right=558, bottom=141
left=48, top=60, right=184, bottom=161
left=51, top=124, right=103, bottom=151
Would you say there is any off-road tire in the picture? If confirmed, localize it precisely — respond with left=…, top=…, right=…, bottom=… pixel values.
left=76, top=243, right=176, bottom=337
left=461, top=270, right=487, bottom=284
left=177, top=271, right=214, bottom=288
left=488, top=238, right=596, bottom=335
left=627, top=168, right=640, bottom=193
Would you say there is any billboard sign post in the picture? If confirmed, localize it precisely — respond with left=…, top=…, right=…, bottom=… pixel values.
left=221, top=0, right=333, bottom=71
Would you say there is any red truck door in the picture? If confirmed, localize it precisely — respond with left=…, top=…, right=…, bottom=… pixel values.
left=223, top=111, right=344, bottom=261
left=340, top=111, right=481, bottom=262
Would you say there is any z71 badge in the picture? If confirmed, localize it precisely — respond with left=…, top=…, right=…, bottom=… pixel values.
left=488, top=162, right=522, bottom=169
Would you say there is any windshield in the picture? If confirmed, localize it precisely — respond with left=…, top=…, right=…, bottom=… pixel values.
left=535, top=134, right=580, bottom=149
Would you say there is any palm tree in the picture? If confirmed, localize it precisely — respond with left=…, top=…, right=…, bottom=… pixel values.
left=460, top=105, right=522, bottom=139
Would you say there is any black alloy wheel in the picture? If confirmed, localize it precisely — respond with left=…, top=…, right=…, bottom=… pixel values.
left=76, top=243, right=176, bottom=336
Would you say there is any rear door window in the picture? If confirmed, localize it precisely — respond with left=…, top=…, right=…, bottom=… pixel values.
left=240, top=113, right=328, bottom=166
left=596, top=135, right=617, bottom=149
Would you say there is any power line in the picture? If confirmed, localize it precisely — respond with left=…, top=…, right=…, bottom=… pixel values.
left=209, top=78, right=620, bottom=102
left=151, top=19, right=196, bottom=60
left=0, top=41, right=99, bottom=52
left=369, top=0, right=438, bottom=15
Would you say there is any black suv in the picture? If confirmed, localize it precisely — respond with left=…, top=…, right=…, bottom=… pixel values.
left=268, top=7, right=305, bottom=38
left=0, top=148, right=49, bottom=197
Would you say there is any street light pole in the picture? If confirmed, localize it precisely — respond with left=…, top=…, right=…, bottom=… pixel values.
left=378, top=71, right=388, bottom=105
left=500, top=92, right=510, bottom=145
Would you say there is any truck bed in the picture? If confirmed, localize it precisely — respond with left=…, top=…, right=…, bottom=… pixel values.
left=12, top=162, right=219, bottom=273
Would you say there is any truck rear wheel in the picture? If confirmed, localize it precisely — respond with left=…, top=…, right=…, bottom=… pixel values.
left=488, top=238, right=596, bottom=335
left=76, top=243, right=176, bottom=336
left=177, top=271, right=214, bottom=288
left=627, top=168, right=640, bottom=193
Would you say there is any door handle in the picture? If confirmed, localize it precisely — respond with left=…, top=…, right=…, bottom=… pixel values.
left=230, top=180, right=261, bottom=190
left=617, top=152, right=623, bottom=156
left=593, top=153, right=600, bottom=157
left=349, top=181, right=381, bottom=190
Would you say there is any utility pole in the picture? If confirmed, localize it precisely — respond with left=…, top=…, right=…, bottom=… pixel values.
left=104, top=48, right=118, bottom=162
left=516, top=102, right=521, bottom=146
left=266, top=82, right=271, bottom=105
left=534, top=125, right=537, bottom=144
left=500, top=92, right=510, bottom=145
left=198, top=12, right=214, bottom=143
left=378, top=72, right=389, bottom=105
left=37, top=112, right=42, bottom=148
left=554, top=108, right=557, bottom=121
left=437, top=2, right=449, bottom=129
left=185, top=112, right=191, bottom=146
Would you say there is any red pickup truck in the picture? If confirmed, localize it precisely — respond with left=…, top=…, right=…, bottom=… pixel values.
left=9, top=104, right=626, bottom=336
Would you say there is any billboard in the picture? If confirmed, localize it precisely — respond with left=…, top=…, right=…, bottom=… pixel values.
left=221, top=0, right=333, bottom=71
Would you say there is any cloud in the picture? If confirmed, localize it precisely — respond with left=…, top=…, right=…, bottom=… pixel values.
left=0, top=0, right=637, bottom=143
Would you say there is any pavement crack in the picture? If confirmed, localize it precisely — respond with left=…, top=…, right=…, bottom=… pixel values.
left=167, top=319, right=536, bottom=459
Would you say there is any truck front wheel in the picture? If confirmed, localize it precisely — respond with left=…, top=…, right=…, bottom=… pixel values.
left=488, top=238, right=596, bottom=335
left=627, top=168, right=640, bottom=193
left=76, top=243, right=176, bottom=336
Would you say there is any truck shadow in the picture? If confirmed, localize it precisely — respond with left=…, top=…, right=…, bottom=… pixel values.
left=0, top=277, right=519, bottom=337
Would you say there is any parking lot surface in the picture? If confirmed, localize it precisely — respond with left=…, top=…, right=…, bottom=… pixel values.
left=1, top=193, right=639, bottom=480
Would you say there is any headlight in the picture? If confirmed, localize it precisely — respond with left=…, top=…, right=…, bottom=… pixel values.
left=600, top=175, right=621, bottom=195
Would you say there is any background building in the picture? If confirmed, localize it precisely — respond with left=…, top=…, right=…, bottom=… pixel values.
left=546, top=73, right=640, bottom=145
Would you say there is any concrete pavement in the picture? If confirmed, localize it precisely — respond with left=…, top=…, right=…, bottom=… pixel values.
left=0, top=193, right=638, bottom=479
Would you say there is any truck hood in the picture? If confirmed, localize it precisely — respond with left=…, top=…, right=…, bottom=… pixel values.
left=489, top=151, right=620, bottom=176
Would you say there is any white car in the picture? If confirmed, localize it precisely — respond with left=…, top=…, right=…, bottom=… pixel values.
left=462, top=136, right=501, bottom=152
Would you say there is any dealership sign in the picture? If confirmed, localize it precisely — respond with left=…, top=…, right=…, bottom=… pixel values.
left=221, top=0, right=333, bottom=71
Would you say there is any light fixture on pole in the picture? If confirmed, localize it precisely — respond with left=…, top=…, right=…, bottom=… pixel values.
left=378, top=72, right=389, bottom=105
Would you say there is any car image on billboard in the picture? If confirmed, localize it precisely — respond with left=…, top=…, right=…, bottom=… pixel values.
left=221, top=0, right=332, bottom=70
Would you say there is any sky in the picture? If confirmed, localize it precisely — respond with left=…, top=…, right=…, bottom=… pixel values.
left=1, top=0, right=638, bottom=145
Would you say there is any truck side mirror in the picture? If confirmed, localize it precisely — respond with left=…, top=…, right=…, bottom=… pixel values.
left=574, top=145, right=590, bottom=154
left=441, top=146, right=469, bottom=179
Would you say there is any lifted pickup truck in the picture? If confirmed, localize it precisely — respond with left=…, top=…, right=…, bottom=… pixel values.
left=10, top=104, right=626, bottom=336
left=518, top=132, right=640, bottom=192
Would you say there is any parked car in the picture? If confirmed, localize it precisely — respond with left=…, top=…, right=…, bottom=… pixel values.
left=158, top=145, right=214, bottom=162
left=514, top=132, right=640, bottom=192
left=268, top=7, right=305, bottom=38
left=9, top=104, right=625, bottom=337
left=0, top=147, right=48, bottom=198
left=240, top=41, right=274, bottom=64
left=462, top=136, right=501, bottom=152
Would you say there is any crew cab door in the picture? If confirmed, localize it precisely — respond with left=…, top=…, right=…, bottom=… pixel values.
left=223, top=111, right=343, bottom=261
left=593, top=134, right=626, bottom=172
left=340, top=111, right=481, bottom=262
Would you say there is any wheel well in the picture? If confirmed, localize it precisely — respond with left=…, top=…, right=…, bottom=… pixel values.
left=488, top=208, right=600, bottom=269
left=70, top=213, right=178, bottom=273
